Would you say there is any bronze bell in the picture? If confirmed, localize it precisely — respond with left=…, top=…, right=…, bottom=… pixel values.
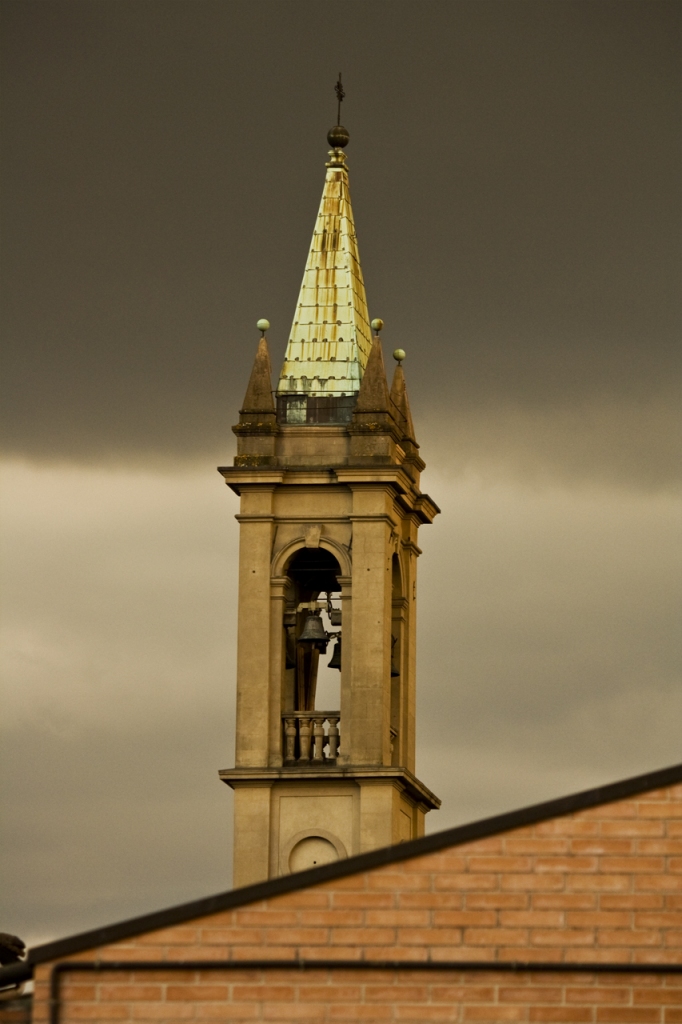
left=297, top=612, right=328, bottom=651
left=328, top=638, right=342, bottom=670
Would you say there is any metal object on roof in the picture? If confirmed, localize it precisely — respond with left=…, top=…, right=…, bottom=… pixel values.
left=326, top=74, right=350, bottom=151
left=277, top=102, right=372, bottom=398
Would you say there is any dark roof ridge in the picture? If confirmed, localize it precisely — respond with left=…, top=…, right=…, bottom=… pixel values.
left=17, top=760, right=682, bottom=975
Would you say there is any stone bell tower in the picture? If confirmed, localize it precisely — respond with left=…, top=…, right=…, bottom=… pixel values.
left=219, top=109, right=440, bottom=888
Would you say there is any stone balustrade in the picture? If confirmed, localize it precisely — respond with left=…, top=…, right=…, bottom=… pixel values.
left=282, top=712, right=340, bottom=765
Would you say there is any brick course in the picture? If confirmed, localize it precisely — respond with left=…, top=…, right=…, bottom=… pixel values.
left=32, top=969, right=682, bottom=1022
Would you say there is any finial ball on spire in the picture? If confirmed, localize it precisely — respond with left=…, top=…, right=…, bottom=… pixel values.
left=327, top=124, right=349, bottom=148
left=393, top=348, right=406, bottom=364
left=370, top=318, right=384, bottom=334
left=256, top=319, right=270, bottom=335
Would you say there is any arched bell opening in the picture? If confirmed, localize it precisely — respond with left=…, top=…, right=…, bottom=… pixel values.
left=281, top=547, right=342, bottom=765
left=390, top=552, right=405, bottom=767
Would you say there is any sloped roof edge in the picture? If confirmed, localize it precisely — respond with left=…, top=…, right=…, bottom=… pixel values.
left=18, top=761, right=682, bottom=974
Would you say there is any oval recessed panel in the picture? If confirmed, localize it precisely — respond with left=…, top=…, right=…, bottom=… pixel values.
left=288, top=836, right=339, bottom=873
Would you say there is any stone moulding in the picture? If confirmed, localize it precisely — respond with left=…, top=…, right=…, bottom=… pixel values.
left=218, top=765, right=442, bottom=812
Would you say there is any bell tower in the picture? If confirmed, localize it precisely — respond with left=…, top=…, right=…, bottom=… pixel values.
left=219, top=96, right=440, bottom=888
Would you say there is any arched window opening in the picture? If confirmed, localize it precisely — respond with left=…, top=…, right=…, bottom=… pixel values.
left=286, top=547, right=341, bottom=599
left=282, top=548, right=342, bottom=764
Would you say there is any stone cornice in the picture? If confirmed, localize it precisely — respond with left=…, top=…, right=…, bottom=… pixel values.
left=219, top=465, right=439, bottom=523
left=218, top=765, right=441, bottom=811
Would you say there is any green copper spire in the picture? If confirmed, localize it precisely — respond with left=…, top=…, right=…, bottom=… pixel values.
left=277, top=95, right=372, bottom=399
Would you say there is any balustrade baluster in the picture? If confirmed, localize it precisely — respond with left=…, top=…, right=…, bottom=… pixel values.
left=298, top=716, right=312, bottom=761
left=327, top=716, right=340, bottom=760
left=284, top=717, right=297, bottom=764
left=311, top=717, right=326, bottom=762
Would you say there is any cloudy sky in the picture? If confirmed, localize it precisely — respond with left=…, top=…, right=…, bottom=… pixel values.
left=1, top=0, right=680, bottom=948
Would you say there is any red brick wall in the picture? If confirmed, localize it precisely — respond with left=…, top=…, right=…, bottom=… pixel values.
left=32, top=967, right=682, bottom=1022
left=32, top=782, right=682, bottom=1021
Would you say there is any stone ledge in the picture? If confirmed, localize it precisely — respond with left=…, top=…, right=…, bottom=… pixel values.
left=218, top=765, right=441, bottom=811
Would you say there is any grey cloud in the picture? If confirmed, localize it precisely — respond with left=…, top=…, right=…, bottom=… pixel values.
left=1, top=465, right=238, bottom=944
left=419, top=398, right=682, bottom=491
left=416, top=473, right=682, bottom=825
left=1, top=721, right=234, bottom=948
left=1, top=0, right=679, bottom=488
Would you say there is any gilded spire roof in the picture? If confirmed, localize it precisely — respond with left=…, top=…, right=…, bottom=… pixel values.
left=277, top=132, right=372, bottom=397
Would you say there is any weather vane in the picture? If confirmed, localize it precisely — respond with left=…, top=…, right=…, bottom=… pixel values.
left=327, top=73, right=349, bottom=151
left=335, top=73, right=345, bottom=125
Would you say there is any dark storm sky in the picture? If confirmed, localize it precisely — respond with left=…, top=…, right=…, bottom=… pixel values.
left=2, top=0, right=679, bottom=478
left=1, top=0, right=680, bottom=947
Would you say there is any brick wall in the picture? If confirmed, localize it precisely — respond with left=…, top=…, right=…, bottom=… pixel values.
left=32, top=967, right=682, bottom=1022
left=31, top=782, right=682, bottom=1021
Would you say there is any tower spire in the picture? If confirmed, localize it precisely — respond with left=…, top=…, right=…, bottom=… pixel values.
left=221, top=107, right=440, bottom=888
left=277, top=78, right=371, bottom=404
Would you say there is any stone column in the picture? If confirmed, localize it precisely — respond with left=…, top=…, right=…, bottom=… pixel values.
left=348, top=484, right=395, bottom=767
left=232, top=785, right=272, bottom=887
left=336, top=574, right=352, bottom=767
left=269, top=576, right=288, bottom=767
left=234, top=486, right=276, bottom=768
left=402, top=527, right=421, bottom=775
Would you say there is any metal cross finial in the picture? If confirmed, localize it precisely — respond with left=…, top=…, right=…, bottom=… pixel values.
left=335, top=73, right=345, bottom=125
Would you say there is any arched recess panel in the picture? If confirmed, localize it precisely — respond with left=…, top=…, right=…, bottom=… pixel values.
left=391, top=553, right=406, bottom=766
